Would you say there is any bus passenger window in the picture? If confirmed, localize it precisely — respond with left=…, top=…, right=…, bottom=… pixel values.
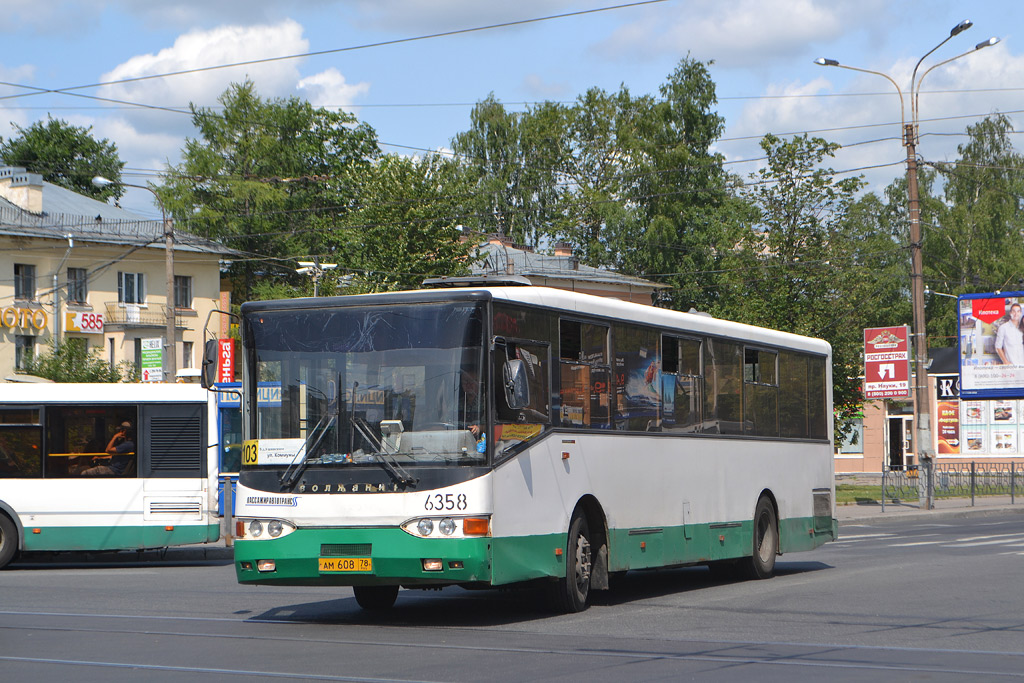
left=0, top=409, right=42, bottom=478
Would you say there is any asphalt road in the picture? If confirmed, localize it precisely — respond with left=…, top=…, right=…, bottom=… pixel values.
left=2, top=512, right=1023, bottom=682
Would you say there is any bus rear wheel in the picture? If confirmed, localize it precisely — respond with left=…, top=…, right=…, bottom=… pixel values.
left=550, top=512, right=592, bottom=613
left=353, top=585, right=399, bottom=610
left=0, top=514, right=17, bottom=569
left=742, top=496, right=778, bottom=580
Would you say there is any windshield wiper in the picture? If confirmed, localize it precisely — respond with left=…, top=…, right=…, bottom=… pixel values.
left=280, top=412, right=336, bottom=490
left=350, top=415, right=419, bottom=489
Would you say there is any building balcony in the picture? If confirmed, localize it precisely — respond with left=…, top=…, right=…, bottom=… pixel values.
left=104, top=302, right=183, bottom=328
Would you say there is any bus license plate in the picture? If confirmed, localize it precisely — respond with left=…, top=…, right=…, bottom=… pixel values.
left=319, top=557, right=372, bottom=572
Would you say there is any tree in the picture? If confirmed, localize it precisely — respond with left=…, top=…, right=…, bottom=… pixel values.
left=21, top=340, right=136, bottom=383
left=926, top=114, right=1024, bottom=343
left=720, top=134, right=905, bottom=436
left=162, top=80, right=381, bottom=301
left=335, top=154, right=476, bottom=292
left=450, top=95, right=567, bottom=248
left=0, top=117, right=125, bottom=200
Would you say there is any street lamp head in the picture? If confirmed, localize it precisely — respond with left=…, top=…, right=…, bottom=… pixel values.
left=814, top=57, right=839, bottom=67
left=950, top=19, right=972, bottom=37
left=91, top=175, right=114, bottom=189
left=976, top=37, right=999, bottom=51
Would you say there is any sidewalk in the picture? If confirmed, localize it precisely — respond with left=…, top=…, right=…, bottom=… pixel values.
left=838, top=494, right=1024, bottom=524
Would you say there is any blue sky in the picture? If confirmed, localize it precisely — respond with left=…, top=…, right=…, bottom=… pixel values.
left=1, top=0, right=1020, bottom=218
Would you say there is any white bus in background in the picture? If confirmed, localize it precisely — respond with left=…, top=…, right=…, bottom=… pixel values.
left=225, top=286, right=836, bottom=612
left=0, top=383, right=221, bottom=568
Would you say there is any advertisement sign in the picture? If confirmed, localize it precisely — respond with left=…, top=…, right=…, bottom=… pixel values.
left=140, top=337, right=163, bottom=382
left=937, top=401, right=960, bottom=454
left=217, top=339, right=235, bottom=383
left=863, top=326, right=911, bottom=399
left=64, top=311, right=104, bottom=334
left=958, top=291, right=1024, bottom=399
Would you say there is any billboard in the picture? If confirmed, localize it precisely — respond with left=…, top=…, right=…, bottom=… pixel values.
left=864, top=326, right=911, bottom=399
left=958, top=291, right=1024, bottom=399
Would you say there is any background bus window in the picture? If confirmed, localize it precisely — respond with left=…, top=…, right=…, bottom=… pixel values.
left=613, top=324, right=661, bottom=431
left=779, top=351, right=810, bottom=438
left=494, top=341, right=550, bottom=458
left=704, top=339, right=743, bottom=435
left=559, top=321, right=610, bottom=428
left=0, top=408, right=42, bottom=477
left=744, top=348, right=779, bottom=437
left=46, top=406, right=138, bottom=477
left=661, top=335, right=703, bottom=432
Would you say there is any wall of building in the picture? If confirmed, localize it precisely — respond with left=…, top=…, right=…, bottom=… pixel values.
left=0, top=234, right=223, bottom=380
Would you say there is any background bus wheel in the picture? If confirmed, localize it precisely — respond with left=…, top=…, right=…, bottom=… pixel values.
left=743, top=497, right=778, bottom=580
left=353, top=585, right=399, bottom=610
left=550, top=513, right=592, bottom=613
left=0, top=514, right=17, bottom=569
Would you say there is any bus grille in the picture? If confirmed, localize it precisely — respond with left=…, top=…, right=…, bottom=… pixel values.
left=321, top=543, right=371, bottom=556
left=147, top=501, right=203, bottom=519
left=150, top=416, right=202, bottom=471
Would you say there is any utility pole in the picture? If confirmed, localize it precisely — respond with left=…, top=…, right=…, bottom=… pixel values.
left=816, top=21, right=998, bottom=509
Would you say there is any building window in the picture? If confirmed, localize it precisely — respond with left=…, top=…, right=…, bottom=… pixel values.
left=67, top=267, right=88, bottom=304
left=14, top=264, right=36, bottom=301
left=174, top=275, right=193, bottom=309
left=183, top=341, right=194, bottom=369
left=15, top=335, right=35, bottom=370
left=118, top=272, right=146, bottom=304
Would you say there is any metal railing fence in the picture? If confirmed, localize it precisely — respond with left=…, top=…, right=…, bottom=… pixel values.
left=882, top=461, right=1021, bottom=509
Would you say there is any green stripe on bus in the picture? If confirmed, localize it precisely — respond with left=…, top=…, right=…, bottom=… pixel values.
left=22, top=524, right=220, bottom=552
left=233, top=515, right=835, bottom=587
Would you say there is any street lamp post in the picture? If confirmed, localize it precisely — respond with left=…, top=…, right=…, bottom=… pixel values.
left=296, top=260, right=337, bottom=297
left=92, top=176, right=177, bottom=382
left=815, top=21, right=998, bottom=509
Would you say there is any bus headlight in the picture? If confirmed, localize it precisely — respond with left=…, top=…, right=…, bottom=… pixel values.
left=236, top=518, right=296, bottom=541
left=402, top=516, right=490, bottom=539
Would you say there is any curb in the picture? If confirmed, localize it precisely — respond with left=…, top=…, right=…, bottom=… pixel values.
left=839, top=504, right=1024, bottom=525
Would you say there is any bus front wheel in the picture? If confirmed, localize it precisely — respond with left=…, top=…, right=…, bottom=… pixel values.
left=743, top=497, right=778, bottom=580
left=0, top=514, right=17, bottom=569
left=353, top=585, right=399, bottom=610
left=550, top=512, right=592, bottom=613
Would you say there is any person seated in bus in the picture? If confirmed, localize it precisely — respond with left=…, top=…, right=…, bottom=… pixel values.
left=78, top=422, right=136, bottom=477
left=459, top=367, right=483, bottom=438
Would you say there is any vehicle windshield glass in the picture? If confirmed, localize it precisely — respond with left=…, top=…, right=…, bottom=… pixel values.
left=242, top=301, right=486, bottom=468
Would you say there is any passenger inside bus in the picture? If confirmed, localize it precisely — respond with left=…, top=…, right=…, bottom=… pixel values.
left=75, top=421, right=136, bottom=477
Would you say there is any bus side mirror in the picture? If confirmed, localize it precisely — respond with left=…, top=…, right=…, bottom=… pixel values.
left=502, top=359, right=530, bottom=410
left=201, top=339, right=219, bottom=389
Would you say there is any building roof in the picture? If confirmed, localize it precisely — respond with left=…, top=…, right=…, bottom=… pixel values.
left=0, top=168, right=232, bottom=255
left=472, top=240, right=669, bottom=291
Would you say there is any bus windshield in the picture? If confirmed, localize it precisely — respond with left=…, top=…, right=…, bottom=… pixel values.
left=242, top=301, right=487, bottom=469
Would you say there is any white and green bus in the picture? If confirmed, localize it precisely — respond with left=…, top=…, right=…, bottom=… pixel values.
left=0, top=383, right=221, bottom=568
left=227, top=286, right=835, bottom=611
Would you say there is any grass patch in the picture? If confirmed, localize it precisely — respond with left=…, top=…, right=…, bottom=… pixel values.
left=835, top=483, right=914, bottom=506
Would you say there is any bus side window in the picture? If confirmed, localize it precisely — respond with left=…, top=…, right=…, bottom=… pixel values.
left=0, top=409, right=42, bottom=478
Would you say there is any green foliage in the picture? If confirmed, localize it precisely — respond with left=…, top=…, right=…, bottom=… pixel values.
left=926, top=114, right=1024, bottom=342
left=0, top=117, right=125, bottom=200
left=162, top=80, right=380, bottom=301
left=21, top=340, right=135, bottom=383
left=336, top=154, right=475, bottom=292
left=719, top=134, right=904, bottom=440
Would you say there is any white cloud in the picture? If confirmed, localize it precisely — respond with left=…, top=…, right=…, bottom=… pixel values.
left=0, top=0, right=101, bottom=35
left=296, top=68, right=370, bottom=110
left=595, top=0, right=891, bottom=69
left=521, top=74, right=570, bottom=99
left=720, top=40, right=1024, bottom=196
left=92, top=20, right=367, bottom=176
